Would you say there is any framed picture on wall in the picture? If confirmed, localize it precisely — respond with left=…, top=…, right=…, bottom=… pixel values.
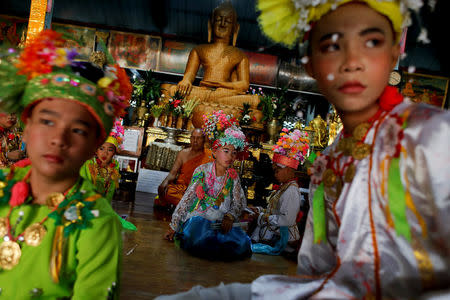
left=119, top=126, right=145, bottom=157
left=52, top=23, right=96, bottom=61
left=108, top=31, right=162, bottom=70
left=401, top=72, right=449, bottom=109
left=115, top=155, right=139, bottom=173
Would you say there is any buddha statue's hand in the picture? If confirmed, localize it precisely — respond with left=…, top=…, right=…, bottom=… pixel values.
left=177, top=79, right=193, bottom=97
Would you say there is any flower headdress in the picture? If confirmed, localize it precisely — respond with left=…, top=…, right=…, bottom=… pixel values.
left=0, top=30, right=132, bottom=142
left=256, top=0, right=425, bottom=48
left=105, top=118, right=125, bottom=150
left=202, top=110, right=248, bottom=153
left=273, top=128, right=310, bottom=169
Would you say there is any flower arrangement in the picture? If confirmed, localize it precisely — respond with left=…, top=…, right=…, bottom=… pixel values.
left=150, top=104, right=165, bottom=119
left=181, top=97, right=200, bottom=118
left=166, top=90, right=184, bottom=116
left=239, top=102, right=255, bottom=126
left=273, top=128, right=310, bottom=164
left=258, top=86, right=290, bottom=122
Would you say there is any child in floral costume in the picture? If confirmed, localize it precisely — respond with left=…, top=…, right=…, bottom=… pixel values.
left=249, top=129, right=309, bottom=255
left=157, top=0, right=450, bottom=299
left=165, top=110, right=252, bottom=260
left=80, top=119, right=123, bottom=202
left=0, top=30, right=131, bottom=299
left=0, top=112, right=25, bottom=167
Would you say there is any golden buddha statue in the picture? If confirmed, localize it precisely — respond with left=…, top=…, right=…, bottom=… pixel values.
left=134, top=101, right=149, bottom=127
left=306, top=115, right=328, bottom=148
left=161, top=2, right=262, bottom=128
left=327, top=109, right=343, bottom=146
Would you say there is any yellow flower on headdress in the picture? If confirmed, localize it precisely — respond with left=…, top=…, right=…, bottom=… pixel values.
left=98, top=77, right=113, bottom=89
left=257, top=0, right=420, bottom=47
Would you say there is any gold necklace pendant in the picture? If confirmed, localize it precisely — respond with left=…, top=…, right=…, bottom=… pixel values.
left=344, top=164, right=356, bottom=182
left=23, top=223, right=47, bottom=247
left=322, top=169, right=337, bottom=187
left=0, top=217, right=7, bottom=237
left=0, top=240, right=22, bottom=270
left=99, top=167, right=108, bottom=177
left=46, top=192, right=65, bottom=208
left=353, top=122, right=371, bottom=141
left=352, top=143, right=371, bottom=160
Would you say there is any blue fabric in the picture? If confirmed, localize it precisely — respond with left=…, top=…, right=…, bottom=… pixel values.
left=251, top=226, right=289, bottom=255
left=176, top=216, right=252, bottom=260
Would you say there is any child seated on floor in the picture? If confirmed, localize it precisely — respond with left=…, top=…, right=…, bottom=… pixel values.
left=0, top=30, right=132, bottom=298
left=248, top=129, right=309, bottom=255
left=156, top=1, right=450, bottom=299
left=164, top=110, right=252, bottom=260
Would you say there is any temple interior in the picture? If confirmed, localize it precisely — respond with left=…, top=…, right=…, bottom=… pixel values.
left=0, top=0, right=448, bottom=299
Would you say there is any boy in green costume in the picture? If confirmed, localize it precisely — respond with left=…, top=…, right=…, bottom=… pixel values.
left=0, top=30, right=132, bottom=299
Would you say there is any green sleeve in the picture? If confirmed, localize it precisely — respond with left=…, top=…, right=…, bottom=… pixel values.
left=105, top=181, right=117, bottom=202
left=72, top=198, right=122, bottom=300
left=79, top=159, right=93, bottom=182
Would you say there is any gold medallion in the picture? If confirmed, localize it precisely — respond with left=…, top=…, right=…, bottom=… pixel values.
left=99, top=168, right=107, bottom=177
left=337, top=138, right=348, bottom=153
left=46, top=192, right=65, bottom=208
left=0, top=217, right=7, bottom=238
left=353, top=122, right=371, bottom=141
left=322, top=169, right=337, bottom=187
left=352, top=143, right=371, bottom=160
left=344, top=164, right=356, bottom=182
left=23, top=223, right=47, bottom=247
left=0, top=240, right=21, bottom=270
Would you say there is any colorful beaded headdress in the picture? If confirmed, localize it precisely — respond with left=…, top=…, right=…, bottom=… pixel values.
left=273, top=128, right=310, bottom=169
left=256, top=0, right=425, bottom=47
left=0, top=30, right=132, bottom=142
left=105, top=118, right=125, bottom=150
left=202, top=110, right=248, bottom=153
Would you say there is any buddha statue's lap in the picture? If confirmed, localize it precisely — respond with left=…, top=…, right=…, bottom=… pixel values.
left=160, top=2, right=263, bottom=129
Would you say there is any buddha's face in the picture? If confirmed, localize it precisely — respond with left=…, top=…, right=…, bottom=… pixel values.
left=212, top=9, right=236, bottom=40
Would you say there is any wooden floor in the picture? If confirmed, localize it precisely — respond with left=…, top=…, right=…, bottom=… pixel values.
left=113, top=192, right=297, bottom=299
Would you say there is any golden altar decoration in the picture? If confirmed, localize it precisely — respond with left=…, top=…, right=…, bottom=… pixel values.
left=145, top=127, right=191, bottom=146
left=161, top=2, right=263, bottom=129
left=144, top=141, right=183, bottom=171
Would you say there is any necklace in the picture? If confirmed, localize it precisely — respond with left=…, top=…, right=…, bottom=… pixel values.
left=0, top=173, right=78, bottom=270
left=317, top=110, right=389, bottom=199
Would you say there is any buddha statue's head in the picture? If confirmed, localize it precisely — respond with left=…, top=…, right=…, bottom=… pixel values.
left=208, top=2, right=240, bottom=46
